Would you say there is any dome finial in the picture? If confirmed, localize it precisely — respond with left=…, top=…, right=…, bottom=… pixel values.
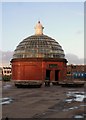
left=38, top=21, right=40, bottom=23
left=35, top=21, right=44, bottom=35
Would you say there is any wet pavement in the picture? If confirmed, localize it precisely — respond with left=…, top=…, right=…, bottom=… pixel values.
left=1, top=81, right=86, bottom=119
left=0, top=97, right=13, bottom=105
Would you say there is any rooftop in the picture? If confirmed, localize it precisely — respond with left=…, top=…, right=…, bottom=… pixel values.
left=13, top=21, right=65, bottom=59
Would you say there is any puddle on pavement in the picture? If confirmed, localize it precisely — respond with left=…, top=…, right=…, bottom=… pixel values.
left=48, top=91, right=86, bottom=113
left=64, top=98, right=75, bottom=103
left=62, top=106, right=79, bottom=112
left=73, top=114, right=85, bottom=118
left=3, top=84, right=12, bottom=89
left=62, top=91, right=86, bottom=112
left=80, top=104, right=86, bottom=107
left=74, top=115, right=84, bottom=118
left=0, top=97, right=13, bottom=105
left=66, top=91, right=86, bottom=102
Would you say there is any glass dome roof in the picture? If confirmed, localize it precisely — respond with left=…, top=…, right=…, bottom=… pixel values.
left=13, top=22, right=65, bottom=59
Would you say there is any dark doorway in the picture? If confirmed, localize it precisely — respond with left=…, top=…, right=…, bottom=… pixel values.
left=55, top=70, right=59, bottom=81
left=46, top=70, right=51, bottom=80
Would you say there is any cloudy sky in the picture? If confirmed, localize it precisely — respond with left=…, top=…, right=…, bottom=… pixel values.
left=0, top=1, right=85, bottom=66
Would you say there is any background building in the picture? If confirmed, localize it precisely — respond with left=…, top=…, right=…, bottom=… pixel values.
left=0, top=67, right=2, bottom=80
left=2, top=67, right=12, bottom=76
left=67, top=64, right=86, bottom=80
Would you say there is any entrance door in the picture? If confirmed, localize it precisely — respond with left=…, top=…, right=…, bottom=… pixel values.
left=55, top=70, right=59, bottom=81
left=46, top=70, right=51, bottom=80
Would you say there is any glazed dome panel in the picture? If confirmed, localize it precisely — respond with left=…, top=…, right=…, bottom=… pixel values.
left=13, top=34, right=65, bottom=59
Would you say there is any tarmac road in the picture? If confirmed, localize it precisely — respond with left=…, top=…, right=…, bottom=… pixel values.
left=2, top=81, right=86, bottom=119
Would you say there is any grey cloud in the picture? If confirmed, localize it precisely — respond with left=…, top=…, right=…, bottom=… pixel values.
left=76, top=30, right=83, bottom=35
left=0, top=51, right=84, bottom=66
left=65, top=53, right=84, bottom=65
left=0, top=50, right=13, bottom=65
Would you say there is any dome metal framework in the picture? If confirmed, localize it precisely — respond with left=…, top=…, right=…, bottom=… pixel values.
left=13, top=21, right=65, bottom=59
left=13, top=35, right=65, bottom=59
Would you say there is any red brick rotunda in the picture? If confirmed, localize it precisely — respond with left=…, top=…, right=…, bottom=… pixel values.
left=11, top=21, right=67, bottom=87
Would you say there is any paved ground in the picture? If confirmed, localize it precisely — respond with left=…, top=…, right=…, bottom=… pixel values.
left=2, top=81, right=86, bottom=119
